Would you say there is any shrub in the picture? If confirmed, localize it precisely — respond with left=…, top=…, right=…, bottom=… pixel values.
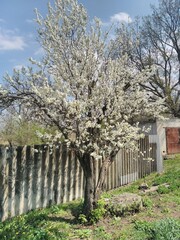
left=151, top=218, right=180, bottom=240
left=78, top=214, right=88, bottom=224
left=89, top=198, right=107, bottom=224
left=142, top=196, right=153, bottom=209
left=78, top=198, right=107, bottom=224
left=134, top=218, right=180, bottom=240
left=93, top=226, right=112, bottom=240
left=107, top=194, right=142, bottom=217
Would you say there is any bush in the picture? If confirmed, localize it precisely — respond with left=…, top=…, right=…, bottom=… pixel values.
left=107, top=194, right=142, bottom=217
left=0, top=213, right=50, bottom=240
left=89, top=198, right=107, bottom=224
left=134, top=218, right=180, bottom=240
left=78, top=198, right=107, bottom=224
left=142, top=196, right=153, bottom=208
left=150, top=218, right=180, bottom=240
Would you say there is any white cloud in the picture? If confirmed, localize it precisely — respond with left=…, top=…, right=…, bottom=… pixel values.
left=26, top=19, right=34, bottom=24
left=101, top=12, right=132, bottom=28
left=13, top=65, right=24, bottom=70
left=0, top=28, right=26, bottom=51
left=110, top=12, right=132, bottom=23
left=34, top=47, right=44, bottom=56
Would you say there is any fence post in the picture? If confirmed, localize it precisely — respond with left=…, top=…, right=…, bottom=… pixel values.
left=0, top=147, right=3, bottom=221
left=0, top=147, right=8, bottom=221
left=156, top=136, right=163, bottom=173
left=149, top=135, right=163, bottom=173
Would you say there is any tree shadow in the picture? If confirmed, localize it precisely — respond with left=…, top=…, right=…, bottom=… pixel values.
left=22, top=200, right=84, bottom=227
left=46, top=200, right=84, bottom=224
left=46, top=215, right=75, bottom=224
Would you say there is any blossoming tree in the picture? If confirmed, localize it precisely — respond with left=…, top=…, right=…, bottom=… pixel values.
left=0, top=0, right=164, bottom=216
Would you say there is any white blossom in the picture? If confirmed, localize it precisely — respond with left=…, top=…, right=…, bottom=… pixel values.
left=1, top=0, right=165, bottom=161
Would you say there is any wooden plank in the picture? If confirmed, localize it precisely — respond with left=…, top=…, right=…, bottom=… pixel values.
left=14, top=146, right=23, bottom=216
left=8, top=147, right=17, bottom=218
left=61, top=144, right=68, bottom=203
left=21, top=146, right=28, bottom=214
left=53, top=144, right=61, bottom=204
left=0, top=147, right=8, bottom=221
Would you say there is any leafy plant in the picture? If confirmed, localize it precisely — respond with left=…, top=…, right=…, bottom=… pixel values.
left=151, top=218, right=180, bottom=240
left=32, top=229, right=49, bottom=240
left=93, top=226, right=112, bottom=240
left=75, top=229, right=92, bottom=239
left=134, top=219, right=152, bottom=232
left=134, top=218, right=180, bottom=240
left=142, top=196, right=153, bottom=208
left=107, top=199, right=142, bottom=217
left=89, top=198, right=107, bottom=224
left=78, top=214, right=88, bottom=224
left=157, top=185, right=170, bottom=194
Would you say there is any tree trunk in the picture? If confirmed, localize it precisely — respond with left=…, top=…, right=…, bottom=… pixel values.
left=77, top=152, right=110, bottom=218
left=83, top=173, right=95, bottom=216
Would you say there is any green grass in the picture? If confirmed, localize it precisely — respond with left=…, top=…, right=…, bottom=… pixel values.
left=0, top=156, right=180, bottom=239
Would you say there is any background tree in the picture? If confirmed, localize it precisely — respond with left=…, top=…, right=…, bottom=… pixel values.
left=0, top=0, right=164, bottom=217
left=113, top=0, right=180, bottom=117
left=0, top=115, right=55, bottom=146
left=0, top=105, right=57, bottom=146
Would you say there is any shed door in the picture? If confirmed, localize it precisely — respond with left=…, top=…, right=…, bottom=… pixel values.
left=166, top=127, right=180, bottom=154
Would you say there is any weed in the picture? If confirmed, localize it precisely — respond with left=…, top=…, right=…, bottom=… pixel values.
left=161, top=207, right=171, bottom=214
left=89, top=198, right=107, bottom=224
left=49, top=205, right=61, bottom=214
left=134, top=218, right=180, bottom=240
left=151, top=218, right=180, bottom=240
left=110, top=216, right=122, bottom=226
left=93, top=226, right=112, bottom=240
left=107, top=199, right=142, bottom=217
left=157, top=185, right=170, bottom=194
left=78, top=198, right=107, bottom=224
left=74, top=228, right=92, bottom=239
left=134, top=219, right=151, bottom=232
left=142, top=196, right=153, bottom=208
left=32, top=229, right=49, bottom=240
left=78, top=214, right=88, bottom=224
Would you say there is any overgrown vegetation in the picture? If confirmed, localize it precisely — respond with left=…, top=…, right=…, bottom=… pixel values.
left=134, top=218, right=180, bottom=240
left=0, top=156, right=179, bottom=239
left=0, top=109, right=58, bottom=146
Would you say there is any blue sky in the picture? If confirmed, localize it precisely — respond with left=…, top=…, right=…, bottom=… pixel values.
left=0, top=0, right=158, bottom=82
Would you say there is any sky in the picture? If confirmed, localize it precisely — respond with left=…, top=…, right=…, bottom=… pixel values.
left=0, top=0, right=159, bottom=82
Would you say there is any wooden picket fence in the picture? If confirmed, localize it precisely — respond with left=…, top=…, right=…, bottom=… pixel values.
left=0, top=137, right=158, bottom=221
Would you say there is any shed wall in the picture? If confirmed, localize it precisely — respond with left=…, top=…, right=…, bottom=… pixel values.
left=156, top=118, right=180, bottom=154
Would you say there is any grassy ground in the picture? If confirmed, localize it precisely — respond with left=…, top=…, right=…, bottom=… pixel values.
left=0, top=157, right=180, bottom=240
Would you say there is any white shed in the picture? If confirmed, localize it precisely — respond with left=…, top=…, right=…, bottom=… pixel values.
left=142, top=118, right=180, bottom=156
